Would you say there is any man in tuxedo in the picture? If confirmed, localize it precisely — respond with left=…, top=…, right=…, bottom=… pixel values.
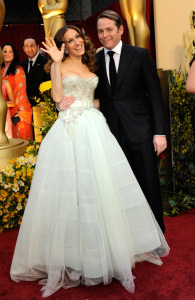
left=95, top=10, right=166, bottom=232
left=21, top=37, right=50, bottom=107
left=58, top=10, right=167, bottom=233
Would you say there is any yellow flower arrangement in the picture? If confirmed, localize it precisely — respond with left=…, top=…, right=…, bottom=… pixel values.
left=0, top=142, right=39, bottom=233
left=0, top=80, right=57, bottom=232
left=35, top=81, right=57, bottom=138
left=39, top=80, right=52, bottom=93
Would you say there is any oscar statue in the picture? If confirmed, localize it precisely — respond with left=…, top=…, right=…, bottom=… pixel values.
left=0, top=0, right=8, bottom=145
left=38, top=0, right=68, bottom=40
left=183, top=10, right=195, bottom=67
left=119, top=0, right=150, bottom=48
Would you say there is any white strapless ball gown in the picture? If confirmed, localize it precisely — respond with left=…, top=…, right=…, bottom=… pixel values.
left=10, top=76, right=169, bottom=298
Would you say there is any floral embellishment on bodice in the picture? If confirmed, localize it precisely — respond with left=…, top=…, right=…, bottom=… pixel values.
left=63, top=75, right=98, bottom=106
left=58, top=75, right=99, bottom=124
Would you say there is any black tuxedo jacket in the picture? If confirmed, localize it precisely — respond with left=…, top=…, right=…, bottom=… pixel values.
left=21, top=54, right=50, bottom=107
left=96, top=43, right=166, bottom=143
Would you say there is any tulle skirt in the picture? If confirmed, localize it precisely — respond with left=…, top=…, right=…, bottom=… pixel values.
left=10, top=108, right=169, bottom=297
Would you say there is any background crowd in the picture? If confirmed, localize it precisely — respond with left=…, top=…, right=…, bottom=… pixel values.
left=1, top=37, right=49, bottom=140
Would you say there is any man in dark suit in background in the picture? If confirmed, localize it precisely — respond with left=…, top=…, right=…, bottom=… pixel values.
left=95, top=10, right=167, bottom=233
left=21, top=37, right=50, bottom=107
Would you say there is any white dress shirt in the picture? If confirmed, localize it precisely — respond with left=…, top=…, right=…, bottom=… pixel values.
left=104, top=40, right=122, bottom=84
left=28, top=53, right=39, bottom=73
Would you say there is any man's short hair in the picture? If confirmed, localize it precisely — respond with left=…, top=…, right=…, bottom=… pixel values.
left=97, top=10, right=123, bottom=29
left=23, top=37, right=39, bottom=46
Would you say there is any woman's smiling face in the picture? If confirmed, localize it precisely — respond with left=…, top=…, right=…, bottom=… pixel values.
left=2, top=45, right=14, bottom=64
left=63, top=29, right=85, bottom=57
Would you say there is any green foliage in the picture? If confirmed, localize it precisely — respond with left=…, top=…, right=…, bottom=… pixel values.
left=163, top=192, right=194, bottom=216
left=169, top=69, right=195, bottom=191
left=158, top=70, right=195, bottom=216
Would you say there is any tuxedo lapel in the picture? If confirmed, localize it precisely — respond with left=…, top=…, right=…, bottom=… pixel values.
left=116, top=43, right=134, bottom=91
left=34, top=53, right=42, bottom=66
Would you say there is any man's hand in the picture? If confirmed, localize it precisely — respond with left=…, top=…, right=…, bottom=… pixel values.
left=153, top=135, right=167, bottom=156
left=56, top=95, right=75, bottom=111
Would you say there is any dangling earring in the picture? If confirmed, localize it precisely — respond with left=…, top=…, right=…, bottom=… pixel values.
left=64, top=49, right=69, bottom=55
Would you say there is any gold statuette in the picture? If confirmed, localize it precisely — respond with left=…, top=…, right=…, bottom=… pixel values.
left=119, top=0, right=150, bottom=48
left=38, top=0, right=68, bottom=40
left=0, top=0, right=8, bottom=145
left=183, top=10, right=195, bottom=65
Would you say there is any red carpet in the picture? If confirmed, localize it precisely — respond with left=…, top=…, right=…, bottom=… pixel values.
left=0, top=209, right=195, bottom=300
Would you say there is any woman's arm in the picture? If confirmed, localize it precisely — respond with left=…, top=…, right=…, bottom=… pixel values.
left=41, top=37, right=65, bottom=103
left=50, top=62, right=63, bottom=103
left=186, top=60, right=195, bottom=94
left=3, top=80, right=15, bottom=106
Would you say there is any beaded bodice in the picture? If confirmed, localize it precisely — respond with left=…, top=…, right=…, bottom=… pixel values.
left=58, top=75, right=99, bottom=124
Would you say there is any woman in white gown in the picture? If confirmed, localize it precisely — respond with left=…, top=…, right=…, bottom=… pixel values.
left=10, top=25, right=169, bottom=298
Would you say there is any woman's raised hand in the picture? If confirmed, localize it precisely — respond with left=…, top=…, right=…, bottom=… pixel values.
left=41, top=37, right=65, bottom=63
